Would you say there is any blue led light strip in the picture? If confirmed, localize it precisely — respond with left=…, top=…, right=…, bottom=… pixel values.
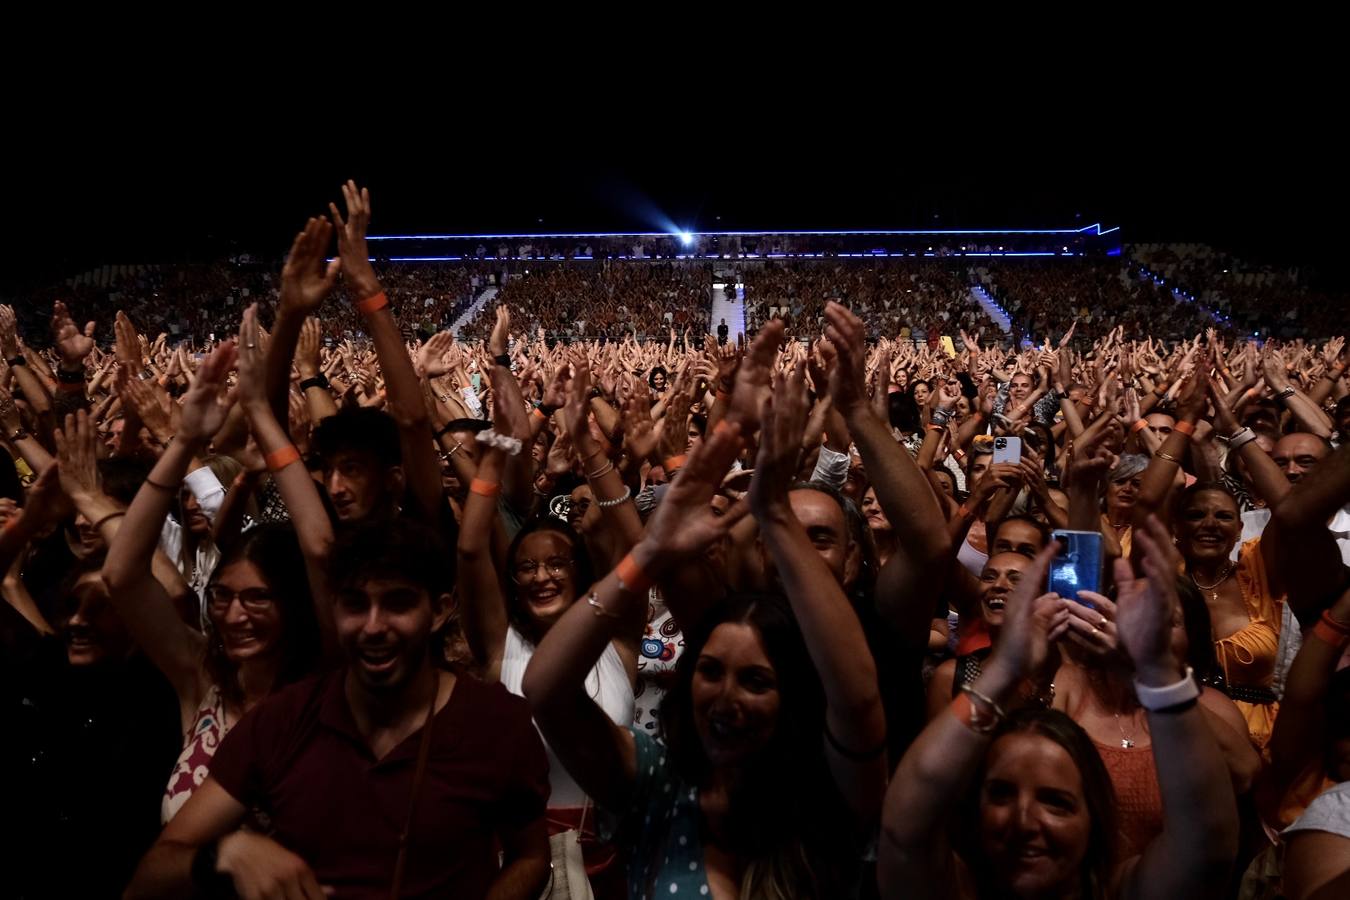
left=366, top=223, right=1119, bottom=241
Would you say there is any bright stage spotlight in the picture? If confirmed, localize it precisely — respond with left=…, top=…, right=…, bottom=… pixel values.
left=677, top=231, right=694, bottom=246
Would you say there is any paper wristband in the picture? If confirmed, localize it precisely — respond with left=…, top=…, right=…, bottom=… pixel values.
left=663, top=454, right=687, bottom=472
left=615, top=553, right=654, bottom=594
left=532, top=407, right=547, bottom=420
left=1172, top=420, right=1196, bottom=437
left=265, top=445, right=301, bottom=472
left=1321, top=610, right=1350, bottom=635
left=356, top=291, right=389, bottom=315
left=1130, top=419, right=1149, bottom=434
left=469, top=478, right=501, bottom=498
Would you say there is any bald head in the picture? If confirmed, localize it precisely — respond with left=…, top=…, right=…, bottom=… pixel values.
left=1271, top=432, right=1332, bottom=484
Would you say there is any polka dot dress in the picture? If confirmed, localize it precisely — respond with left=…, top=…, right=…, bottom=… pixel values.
left=605, top=729, right=709, bottom=898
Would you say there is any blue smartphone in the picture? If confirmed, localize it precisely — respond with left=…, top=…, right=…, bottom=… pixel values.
left=1049, top=529, right=1103, bottom=607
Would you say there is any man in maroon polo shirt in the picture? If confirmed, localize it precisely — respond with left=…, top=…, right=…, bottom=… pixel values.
left=126, top=521, right=551, bottom=899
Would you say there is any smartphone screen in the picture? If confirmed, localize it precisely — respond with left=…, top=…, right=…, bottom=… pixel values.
left=992, top=435, right=1022, bottom=465
left=1049, top=530, right=1103, bottom=606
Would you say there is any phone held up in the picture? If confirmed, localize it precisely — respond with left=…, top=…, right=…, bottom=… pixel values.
left=992, top=435, right=1022, bottom=465
left=1049, top=529, right=1103, bottom=607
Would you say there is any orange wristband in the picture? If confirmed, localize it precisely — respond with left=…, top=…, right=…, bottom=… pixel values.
left=1173, top=420, right=1195, bottom=437
left=265, top=445, right=301, bottom=472
left=615, top=552, right=654, bottom=594
left=1130, top=419, right=1149, bottom=434
left=469, top=478, right=501, bottom=498
left=532, top=407, right=546, bottom=420
left=356, top=291, right=389, bottom=315
left=952, top=692, right=974, bottom=728
left=663, top=454, right=687, bottom=472
left=1313, top=618, right=1350, bottom=648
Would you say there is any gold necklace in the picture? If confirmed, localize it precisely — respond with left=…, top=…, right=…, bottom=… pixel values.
left=1190, top=563, right=1234, bottom=603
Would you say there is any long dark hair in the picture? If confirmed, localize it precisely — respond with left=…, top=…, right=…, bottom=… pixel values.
left=959, top=708, right=1118, bottom=900
left=503, top=516, right=595, bottom=646
left=204, top=523, right=322, bottom=707
left=659, top=593, right=857, bottom=898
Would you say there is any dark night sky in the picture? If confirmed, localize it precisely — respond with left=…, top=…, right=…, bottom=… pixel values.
left=6, top=65, right=1343, bottom=290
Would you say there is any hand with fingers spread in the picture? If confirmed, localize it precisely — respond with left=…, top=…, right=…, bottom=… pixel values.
left=53, top=410, right=104, bottom=505
left=633, top=416, right=748, bottom=570
left=416, top=330, right=455, bottom=378
left=622, top=385, right=661, bottom=464
left=120, top=373, right=175, bottom=446
left=544, top=429, right=574, bottom=479
left=723, top=319, right=783, bottom=433
left=177, top=341, right=238, bottom=447
left=280, top=217, right=340, bottom=314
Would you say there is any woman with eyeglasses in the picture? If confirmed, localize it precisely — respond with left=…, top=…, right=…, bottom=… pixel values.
left=458, top=351, right=641, bottom=897
left=102, top=334, right=327, bottom=823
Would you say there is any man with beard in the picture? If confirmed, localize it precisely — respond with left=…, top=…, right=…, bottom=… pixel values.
left=126, top=519, right=550, bottom=900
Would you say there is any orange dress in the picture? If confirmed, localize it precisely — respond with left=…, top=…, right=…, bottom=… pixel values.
left=1213, top=538, right=1283, bottom=750
left=1093, top=740, right=1164, bottom=859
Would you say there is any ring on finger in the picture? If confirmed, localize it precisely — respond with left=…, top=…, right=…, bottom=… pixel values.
left=1097, top=616, right=1108, bottom=629
left=1090, top=627, right=1102, bottom=641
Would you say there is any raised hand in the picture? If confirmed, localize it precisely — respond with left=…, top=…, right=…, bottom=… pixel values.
left=489, top=306, right=511, bottom=359
left=1114, top=515, right=1186, bottom=684
left=51, top=301, right=95, bottom=369
left=416, top=330, right=455, bottom=378
left=177, top=340, right=238, bottom=447
left=295, top=317, right=324, bottom=379
left=623, top=381, right=661, bottom=464
left=280, top=217, right=340, bottom=314
left=0, top=304, right=19, bottom=358
left=1261, top=344, right=1290, bottom=392
left=119, top=373, right=175, bottom=445
left=0, top=385, right=20, bottom=433
left=724, top=319, right=783, bottom=432
left=114, top=311, right=145, bottom=377
left=328, top=180, right=381, bottom=299
left=823, top=301, right=870, bottom=419
left=749, top=361, right=808, bottom=515
left=52, top=410, right=102, bottom=503
left=986, top=544, right=1061, bottom=683
left=236, top=304, right=270, bottom=411
left=637, top=416, right=748, bottom=569
left=1065, top=424, right=1119, bottom=487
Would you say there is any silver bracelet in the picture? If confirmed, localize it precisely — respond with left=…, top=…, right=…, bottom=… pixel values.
left=1228, top=428, right=1258, bottom=453
left=594, top=486, right=632, bottom=508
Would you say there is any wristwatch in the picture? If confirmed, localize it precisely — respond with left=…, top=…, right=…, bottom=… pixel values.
left=7, top=427, right=28, bottom=442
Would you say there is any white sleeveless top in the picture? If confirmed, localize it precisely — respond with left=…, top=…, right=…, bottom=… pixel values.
left=501, top=626, right=635, bottom=808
